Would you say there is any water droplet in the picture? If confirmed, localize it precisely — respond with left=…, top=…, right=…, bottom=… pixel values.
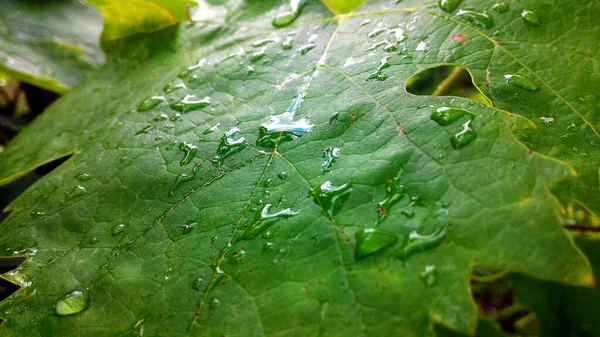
left=420, top=265, right=438, bottom=286
left=112, top=223, right=126, bottom=235
left=137, top=96, right=164, bottom=112
left=178, top=142, right=198, bottom=166
left=355, top=228, right=398, bottom=260
left=401, top=209, right=415, bottom=218
left=322, top=146, right=341, bottom=172
left=263, top=242, right=276, bottom=252
left=214, top=127, right=246, bottom=164
left=521, top=10, right=540, bottom=26
left=399, top=227, right=447, bottom=259
left=163, top=82, right=186, bottom=93
left=250, top=51, right=267, bottom=62
left=360, top=20, right=372, bottom=26
left=456, top=9, right=494, bottom=29
left=169, top=162, right=202, bottom=196
left=415, top=41, right=428, bottom=52
left=256, top=95, right=314, bottom=148
left=491, top=3, right=509, bottom=13
left=504, top=74, right=540, bottom=92
left=135, top=125, right=156, bottom=136
left=329, top=112, right=340, bottom=125
left=203, top=123, right=221, bottom=135
left=310, top=181, right=353, bottom=218
left=252, top=38, right=277, bottom=48
left=450, top=120, right=477, bottom=149
left=368, top=27, right=389, bottom=38
left=438, top=0, right=461, bottom=12
left=55, top=290, right=89, bottom=316
left=182, top=221, right=197, bottom=234
left=297, top=43, right=316, bottom=55
left=65, top=185, right=86, bottom=201
left=272, top=0, right=305, bottom=27
left=31, top=211, right=46, bottom=219
left=192, top=278, right=204, bottom=291
left=243, top=204, right=299, bottom=239
left=154, top=113, right=169, bottom=122
left=430, top=106, right=473, bottom=126
left=282, top=36, right=294, bottom=50
left=277, top=172, right=288, bottom=180
left=170, top=95, right=211, bottom=113
left=539, top=116, right=554, bottom=126
left=366, top=71, right=388, bottom=82
left=377, top=173, right=406, bottom=224
left=76, top=173, right=92, bottom=181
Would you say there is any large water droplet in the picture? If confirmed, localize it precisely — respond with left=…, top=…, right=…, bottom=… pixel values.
left=377, top=173, right=406, bottom=224
left=272, top=0, right=305, bottom=28
left=430, top=106, right=473, bottom=126
left=450, top=120, right=476, bottom=149
left=243, top=204, right=299, bottom=239
left=55, top=290, right=89, bottom=316
left=504, top=74, right=540, bottom=92
left=310, top=181, right=353, bottom=218
left=355, top=228, right=398, bottom=260
left=456, top=9, right=494, bottom=28
left=178, top=142, right=198, bottom=166
left=438, top=0, right=461, bottom=12
left=214, top=127, right=246, bottom=164
left=420, top=265, right=438, bottom=286
left=137, top=96, right=164, bottom=112
left=400, top=227, right=447, bottom=259
left=521, top=10, right=540, bottom=26
left=322, top=146, right=341, bottom=173
left=256, top=95, right=314, bottom=148
left=170, top=95, right=211, bottom=113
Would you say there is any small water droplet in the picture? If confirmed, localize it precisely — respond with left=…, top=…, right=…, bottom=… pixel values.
left=178, top=142, right=198, bottom=166
left=310, top=181, right=353, bottom=218
left=368, top=27, right=389, bottom=38
left=430, top=106, right=473, bottom=126
left=169, top=161, right=202, bottom=196
left=355, top=227, right=398, bottom=260
left=182, top=221, right=197, bottom=234
left=154, top=113, right=169, bottom=122
left=170, top=95, right=211, bottom=113
left=203, top=123, right=221, bottom=135
left=322, top=146, right=341, bottom=173
left=76, top=173, right=92, bottom=181
left=112, top=223, right=126, bottom=235
left=135, top=125, right=156, bottom=136
left=377, top=173, right=406, bottom=224
left=456, top=9, right=494, bottom=29
left=360, top=19, right=372, bottom=26
left=521, top=10, right=540, bottom=26
left=415, top=41, right=428, bottom=52
left=567, top=123, right=577, bottom=131
left=163, top=82, right=186, bottom=93
left=250, top=51, right=267, bottom=62
left=438, top=0, right=461, bottom=12
left=491, top=3, right=509, bottom=13
left=329, top=112, right=340, bottom=125
left=504, top=74, right=540, bottom=92
left=137, top=96, right=164, bottom=112
left=31, top=211, right=46, bottom=219
left=252, top=38, right=277, bottom=48
left=277, top=172, right=288, bottom=180
left=214, top=127, right=246, bottom=164
left=420, top=265, right=438, bottom=286
left=243, top=204, right=299, bottom=239
left=65, top=185, right=86, bottom=201
left=450, top=120, right=477, bottom=149
left=297, top=43, right=316, bottom=55
left=192, top=278, right=204, bottom=291
left=539, top=116, right=554, bottom=126
left=256, top=95, right=314, bottom=148
left=282, top=36, right=294, bottom=50
left=366, top=71, right=388, bottom=82
left=272, top=0, right=305, bottom=28
left=55, top=290, right=89, bottom=316
left=399, top=227, right=447, bottom=259
left=263, top=242, right=276, bottom=252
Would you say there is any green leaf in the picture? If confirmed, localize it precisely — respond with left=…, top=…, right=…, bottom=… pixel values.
left=0, top=0, right=104, bottom=93
left=88, top=0, right=195, bottom=42
left=0, top=0, right=596, bottom=336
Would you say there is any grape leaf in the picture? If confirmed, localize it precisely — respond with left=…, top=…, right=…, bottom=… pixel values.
left=0, top=0, right=104, bottom=93
left=0, top=0, right=595, bottom=336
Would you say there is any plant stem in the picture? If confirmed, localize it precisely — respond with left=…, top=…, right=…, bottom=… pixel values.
left=432, top=66, right=467, bottom=96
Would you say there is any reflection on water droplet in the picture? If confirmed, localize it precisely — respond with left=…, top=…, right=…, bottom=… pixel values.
left=438, top=0, right=461, bottom=12
left=504, top=74, right=540, bottom=92
left=355, top=227, right=398, bottom=260
left=178, top=142, right=198, bottom=166
left=420, top=265, right=437, bottom=286
left=272, top=0, right=305, bottom=27
left=256, top=95, right=314, bottom=148
left=55, top=290, right=89, bottom=316
left=214, top=127, right=246, bottom=164
left=430, top=106, right=473, bottom=126
left=310, top=181, right=353, bottom=218
left=540, top=116, right=554, bottom=126
left=521, top=10, right=540, bottom=26
left=400, top=227, right=447, bottom=259
left=456, top=9, right=494, bottom=29
left=112, top=223, right=126, bottom=235
left=297, top=43, right=316, bottom=55
left=450, top=120, right=476, bottom=149
left=415, top=41, right=428, bottom=52
left=182, top=221, right=197, bottom=234
left=170, top=95, right=211, bottom=113
left=322, top=146, right=341, bottom=173
left=76, top=173, right=92, bottom=181
left=65, top=185, right=86, bottom=201
left=137, top=96, right=164, bottom=112
left=377, top=172, right=406, bottom=224
left=491, top=3, right=509, bottom=13
left=243, top=204, right=299, bottom=239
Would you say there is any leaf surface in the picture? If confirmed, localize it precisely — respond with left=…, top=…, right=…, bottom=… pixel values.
left=0, top=0, right=595, bottom=336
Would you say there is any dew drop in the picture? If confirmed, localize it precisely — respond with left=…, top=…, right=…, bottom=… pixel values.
left=178, top=142, right=198, bottom=166
left=169, top=95, right=211, bottom=113
left=31, top=211, right=46, bottom=219
left=182, top=221, right=197, bottom=234
left=322, top=146, right=341, bottom=172
left=504, top=74, right=540, bottom=92
left=521, top=10, right=541, bottom=26
left=420, top=265, right=438, bottom=286
left=539, top=116, right=554, bottom=126
left=450, top=120, right=477, bottom=149
left=282, top=36, right=294, bottom=50
left=297, top=43, right=316, bottom=55
left=360, top=19, right=372, bottom=26
left=368, top=27, right=389, bottom=38
left=263, top=242, right=276, bottom=252
left=112, top=223, right=126, bottom=235
left=491, top=3, right=509, bottom=13
left=154, top=113, right=169, bottom=121
left=456, top=9, right=494, bottom=29
left=329, top=112, right=340, bottom=125
left=135, top=125, right=156, bottom=136
left=355, top=228, right=398, bottom=260
left=65, top=185, right=86, bottom=201
left=277, top=172, right=288, bottom=180
left=430, top=106, right=473, bottom=126
left=55, top=290, right=89, bottom=316
left=438, top=0, right=461, bottom=12
left=252, top=38, right=277, bottom=48
left=192, top=278, right=204, bottom=291
left=377, top=173, right=406, bottom=224
left=76, top=173, right=92, bottom=181
left=163, top=82, right=186, bottom=93
left=243, top=204, right=299, bottom=239
left=272, top=0, right=305, bottom=28
left=399, top=227, right=447, bottom=259
left=137, top=96, right=164, bottom=112
left=169, top=162, right=202, bottom=196
left=310, top=181, right=353, bottom=218
left=214, top=127, right=246, bottom=164
left=250, top=51, right=267, bottom=62
left=256, top=95, right=314, bottom=148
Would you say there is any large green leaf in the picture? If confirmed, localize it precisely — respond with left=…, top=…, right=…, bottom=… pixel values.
left=0, top=0, right=595, bottom=335
left=0, top=0, right=104, bottom=93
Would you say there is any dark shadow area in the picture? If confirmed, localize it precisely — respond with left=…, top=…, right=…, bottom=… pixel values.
left=406, top=65, right=489, bottom=104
